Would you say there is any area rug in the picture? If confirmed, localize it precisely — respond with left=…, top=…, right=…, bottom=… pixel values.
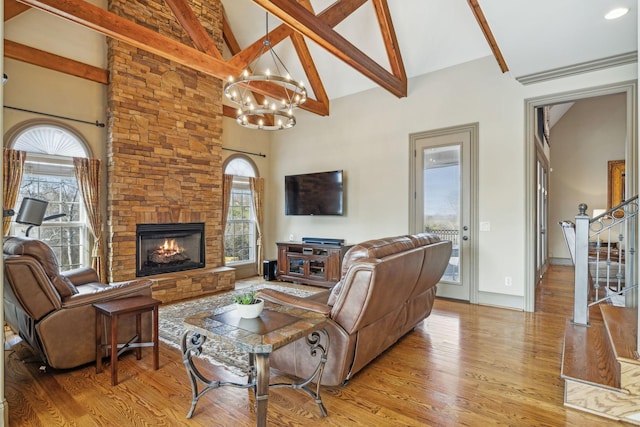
left=158, top=280, right=324, bottom=376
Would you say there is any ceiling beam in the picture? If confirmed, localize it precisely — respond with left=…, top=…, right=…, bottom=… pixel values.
left=231, top=0, right=369, bottom=70
left=467, top=0, right=508, bottom=73
left=226, top=0, right=368, bottom=116
left=251, top=0, right=406, bottom=98
left=294, top=0, right=329, bottom=113
left=290, top=32, right=328, bottom=114
left=16, top=0, right=326, bottom=116
left=223, top=2, right=331, bottom=116
left=5, top=39, right=109, bottom=84
left=222, top=13, right=242, bottom=54
left=163, top=0, right=222, bottom=59
left=371, top=0, right=406, bottom=83
left=17, top=0, right=241, bottom=78
left=5, top=0, right=31, bottom=21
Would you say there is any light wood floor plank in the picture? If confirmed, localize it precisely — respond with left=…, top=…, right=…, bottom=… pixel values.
left=5, top=265, right=629, bottom=426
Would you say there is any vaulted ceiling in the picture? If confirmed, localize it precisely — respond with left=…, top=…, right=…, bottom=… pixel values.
left=4, top=0, right=638, bottom=120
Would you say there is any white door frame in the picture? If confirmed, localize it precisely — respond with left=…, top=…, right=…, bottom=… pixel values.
left=409, top=123, right=479, bottom=303
left=524, top=82, right=637, bottom=312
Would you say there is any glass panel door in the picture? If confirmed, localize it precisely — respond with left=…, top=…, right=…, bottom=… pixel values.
left=412, top=127, right=472, bottom=301
left=424, top=145, right=461, bottom=283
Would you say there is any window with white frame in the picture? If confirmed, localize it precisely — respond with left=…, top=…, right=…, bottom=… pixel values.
left=224, top=157, right=257, bottom=265
left=9, top=124, right=91, bottom=271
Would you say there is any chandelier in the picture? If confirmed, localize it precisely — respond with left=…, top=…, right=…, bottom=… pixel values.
left=224, top=13, right=307, bottom=130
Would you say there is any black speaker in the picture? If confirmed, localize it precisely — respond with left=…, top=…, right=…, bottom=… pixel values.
left=263, top=260, right=277, bottom=281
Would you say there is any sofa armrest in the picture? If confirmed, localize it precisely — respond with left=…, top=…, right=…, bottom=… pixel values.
left=62, top=267, right=100, bottom=286
left=61, top=279, right=153, bottom=308
left=256, top=289, right=331, bottom=316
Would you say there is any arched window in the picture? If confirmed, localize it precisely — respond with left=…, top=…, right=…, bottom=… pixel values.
left=7, top=121, right=91, bottom=270
left=224, top=156, right=258, bottom=268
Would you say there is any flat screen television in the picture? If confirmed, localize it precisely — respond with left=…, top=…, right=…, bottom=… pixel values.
left=285, top=170, right=344, bottom=216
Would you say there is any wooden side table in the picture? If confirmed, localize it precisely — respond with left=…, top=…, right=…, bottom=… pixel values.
left=94, top=296, right=160, bottom=385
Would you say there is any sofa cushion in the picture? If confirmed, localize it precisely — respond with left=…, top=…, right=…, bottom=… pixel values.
left=4, top=236, right=78, bottom=298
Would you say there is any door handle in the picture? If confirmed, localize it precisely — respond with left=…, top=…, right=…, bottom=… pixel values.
left=462, top=236, right=469, bottom=241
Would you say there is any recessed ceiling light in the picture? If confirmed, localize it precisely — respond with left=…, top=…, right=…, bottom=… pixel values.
left=605, top=7, right=629, bottom=20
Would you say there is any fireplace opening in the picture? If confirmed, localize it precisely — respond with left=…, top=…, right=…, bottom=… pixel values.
left=136, top=223, right=205, bottom=277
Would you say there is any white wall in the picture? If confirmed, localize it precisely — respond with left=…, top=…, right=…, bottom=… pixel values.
left=3, top=59, right=107, bottom=160
left=548, top=94, right=627, bottom=261
left=255, top=56, right=637, bottom=310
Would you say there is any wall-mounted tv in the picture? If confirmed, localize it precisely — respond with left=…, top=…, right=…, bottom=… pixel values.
left=285, top=170, right=344, bottom=216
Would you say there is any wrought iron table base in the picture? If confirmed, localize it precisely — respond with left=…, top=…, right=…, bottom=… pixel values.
left=181, top=329, right=329, bottom=425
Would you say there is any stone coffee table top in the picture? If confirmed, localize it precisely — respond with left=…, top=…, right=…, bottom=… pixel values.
left=183, top=301, right=327, bottom=354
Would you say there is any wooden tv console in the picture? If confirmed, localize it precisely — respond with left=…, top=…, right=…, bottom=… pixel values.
left=276, top=242, right=353, bottom=288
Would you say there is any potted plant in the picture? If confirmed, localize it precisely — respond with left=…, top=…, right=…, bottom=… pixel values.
left=233, top=291, right=264, bottom=319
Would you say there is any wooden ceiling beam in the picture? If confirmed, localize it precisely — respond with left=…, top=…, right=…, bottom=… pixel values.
left=227, top=22, right=291, bottom=70
left=229, top=0, right=367, bottom=71
left=319, top=0, right=368, bottom=26
left=371, top=0, right=406, bottom=83
left=221, top=13, right=273, bottom=125
left=17, top=0, right=241, bottom=78
left=251, top=0, right=406, bottom=98
left=295, top=0, right=328, bottom=113
left=4, top=39, right=109, bottom=84
left=225, top=0, right=368, bottom=116
left=16, top=0, right=312, bottom=117
left=222, top=13, right=242, bottom=55
left=467, top=0, right=508, bottom=73
left=5, top=0, right=31, bottom=21
left=163, top=0, right=222, bottom=59
left=290, top=32, right=328, bottom=115
left=223, top=2, right=329, bottom=117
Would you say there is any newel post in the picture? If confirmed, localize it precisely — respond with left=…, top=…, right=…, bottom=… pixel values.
left=573, top=203, right=590, bottom=325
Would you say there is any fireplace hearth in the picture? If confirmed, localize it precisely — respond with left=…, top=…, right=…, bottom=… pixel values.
left=136, top=223, right=205, bottom=277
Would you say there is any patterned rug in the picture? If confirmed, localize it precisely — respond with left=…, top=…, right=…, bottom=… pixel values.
left=158, top=279, right=324, bottom=376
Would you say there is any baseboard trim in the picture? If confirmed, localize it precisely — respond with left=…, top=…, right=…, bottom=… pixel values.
left=478, top=291, right=524, bottom=311
left=550, top=257, right=572, bottom=266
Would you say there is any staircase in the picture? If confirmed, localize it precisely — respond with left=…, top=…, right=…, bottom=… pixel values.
left=560, top=197, right=640, bottom=422
left=562, top=304, right=640, bottom=423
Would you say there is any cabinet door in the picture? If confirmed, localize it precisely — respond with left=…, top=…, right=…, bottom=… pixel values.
left=287, top=256, right=307, bottom=276
left=324, top=249, right=343, bottom=282
left=307, top=257, right=328, bottom=281
left=277, top=245, right=288, bottom=275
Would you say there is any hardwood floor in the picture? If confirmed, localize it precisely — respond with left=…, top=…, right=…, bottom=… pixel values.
left=5, top=265, right=629, bottom=426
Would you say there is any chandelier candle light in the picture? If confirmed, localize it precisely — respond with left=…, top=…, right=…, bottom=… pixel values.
left=224, top=13, right=307, bottom=130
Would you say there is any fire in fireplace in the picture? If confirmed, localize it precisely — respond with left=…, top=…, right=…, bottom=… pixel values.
left=136, top=223, right=205, bottom=277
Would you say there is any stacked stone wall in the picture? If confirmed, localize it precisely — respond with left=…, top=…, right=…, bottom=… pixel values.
left=107, top=0, right=233, bottom=301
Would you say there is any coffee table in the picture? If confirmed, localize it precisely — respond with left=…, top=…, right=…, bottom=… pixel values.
left=181, top=300, right=329, bottom=426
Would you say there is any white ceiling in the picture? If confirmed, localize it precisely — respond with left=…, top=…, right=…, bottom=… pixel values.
left=221, top=0, right=638, bottom=101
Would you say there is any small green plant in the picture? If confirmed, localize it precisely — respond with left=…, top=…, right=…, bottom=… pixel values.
left=233, top=291, right=257, bottom=305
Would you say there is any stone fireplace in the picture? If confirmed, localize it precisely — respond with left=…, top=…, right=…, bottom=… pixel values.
left=136, top=223, right=205, bottom=277
left=106, top=0, right=234, bottom=302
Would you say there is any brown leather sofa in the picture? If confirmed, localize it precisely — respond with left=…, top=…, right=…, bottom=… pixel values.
left=3, top=236, right=154, bottom=370
left=258, top=233, right=452, bottom=386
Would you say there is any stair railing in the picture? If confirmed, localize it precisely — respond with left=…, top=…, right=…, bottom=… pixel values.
left=573, top=196, right=638, bottom=326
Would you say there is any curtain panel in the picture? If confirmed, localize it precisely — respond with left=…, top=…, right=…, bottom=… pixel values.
left=221, top=174, right=234, bottom=265
left=3, top=149, right=26, bottom=236
left=73, top=157, right=106, bottom=282
left=249, top=177, right=264, bottom=275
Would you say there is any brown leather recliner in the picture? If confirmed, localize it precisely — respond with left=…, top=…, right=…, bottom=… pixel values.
left=258, top=233, right=452, bottom=386
left=3, top=236, right=154, bottom=370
